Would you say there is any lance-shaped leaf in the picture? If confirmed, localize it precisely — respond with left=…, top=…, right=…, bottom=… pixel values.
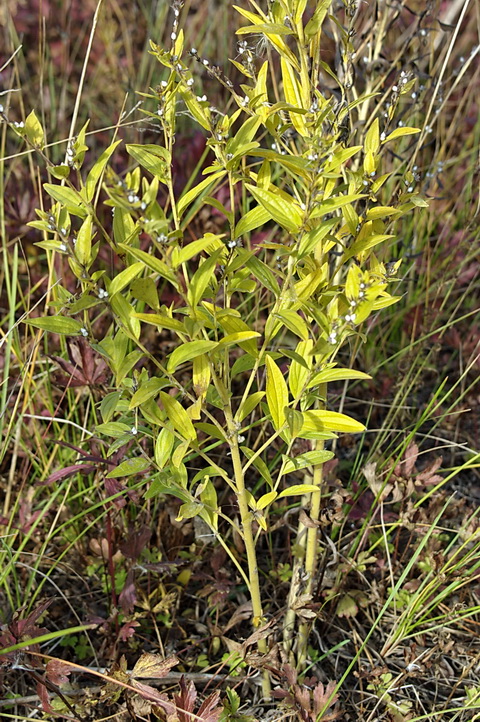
left=266, top=355, right=289, bottom=430
left=277, top=484, right=322, bottom=498
left=383, top=127, right=420, bottom=143
left=26, top=317, right=84, bottom=336
left=237, top=249, right=279, bottom=297
left=43, top=185, right=87, bottom=218
left=307, top=368, right=371, bottom=387
left=125, top=144, right=171, bottom=182
left=159, top=391, right=196, bottom=442
left=280, top=450, right=335, bottom=475
left=274, top=310, right=310, bottom=341
left=167, top=340, right=218, bottom=373
left=74, top=214, right=93, bottom=266
left=85, top=140, right=121, bottom=201
left=177, top=171, right=226, bottom=218
left=187, top=248, right=223, bottom=308
left=245, top=184, right=303, bottom=233
left=108, top=262, right=144, bottom=297
left=106, top=458, right=150, bottom=478
left=302, top=409, right=365, bottom=435
left=154, top=428, right=175, bottom=469
left=129, top=378, right=170, bottom=409
left=364, top=118, right=380, bottom=155
left=118, top=245, right=178, bottom=287
left=281, top=57, right=308, bottom=137
left=132, top=312, right=185, bottom=334
left=234, top=205, right=271, bottom=238
left=24, top=110, right=45, bottom=149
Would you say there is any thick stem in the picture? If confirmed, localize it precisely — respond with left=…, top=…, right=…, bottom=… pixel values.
left=296, top=439, right=324, bottom=668
left=229, top=433, right=271, bottom=699
left=282, top=478, right=309, bottom=660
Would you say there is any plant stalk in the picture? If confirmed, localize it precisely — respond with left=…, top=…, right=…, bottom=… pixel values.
left=231, top=439, right=271, bottom=698
left=225, top=409, right=271, bottom=699
left=296, top=442, right=324, bottom=668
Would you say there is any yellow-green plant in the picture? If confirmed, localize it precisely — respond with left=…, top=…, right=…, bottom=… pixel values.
left=21, top=0, right=427, bottom=699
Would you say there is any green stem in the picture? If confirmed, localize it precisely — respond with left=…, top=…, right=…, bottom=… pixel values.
left=296, top=438, right=324, bottom=668
left=225, top=408, right=271, bottom=700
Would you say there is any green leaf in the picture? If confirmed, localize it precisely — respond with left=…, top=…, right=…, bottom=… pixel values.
left=108, top=262, right=144, bottom=297
left=125, top=144, right=171, bottom=182
left=234, top=205, right=271, bottom=238
left=109, top=293, right=141, bottom=339
left=286, top=408, right=304, bottom=439
left=132, top=312, right=185, bottom=333
left=365, top=206, right=401, bottom=221
left=26, top=317, right=83, bottom=335
left=49, top=165, right=70, bottom=180
left=106, top=457, right=150, bottom=478
left=245, top=184, right=302, bottom=233
left=177, top=171, right=226, bottom=218
left=280, top=57, right=308, bottom=137
left=217, top=331, right=261, bottom=348
left=266, top=355, right=289, bottom=430
left=255, top=490, right=278, bottom=510
left=238, top=249, right=279, bottom=297
left=297, top=219, right=336, bottom=258
left=96, top=421, right=132, bottom=438
left=160, top=391, right=196, bottom=442
left=281, top=450, right=335, bottom=475
left=24, top=110, right=45, bottom=148
left=241, top=446, right=273, bottom=487
left=113, top=208, right=136, bottom=246
left=302, top=410, right=365, bottom=434
left=179, top=91, right=211, bottom=130
left=342, top=234, right=394, bottom=262
left=236, top=391, right=265, bottom=423
left=277, top=484, right=322, bottom=498
left=199, top=478, right=218, bottom=528
left=85, top=140, right=121, bottom=202
left=130, top=278, right=160, bottom=309
left=236, top=22, right=292, bottom=36
left=310, top=194, right=365, bottom=220
left=145, top=475, right=190, bottom=502
left=228, top=115, right=262, bottom=157
left=75, top=214, right=93, bottom=266
left=274, top=310, right=309, bottom=341
left=100, top=392, right=123, bottom=423
left=118, top=244, right=178, bottom=287
left=383, top=127, right=421, bottom=143
left=154, top=428, right=175, bottom=469
left=288, top=339, right=313, bottom=398
left=167, top=340, right=218, bottom=373
left=304, top=0, right=331, bottom=39
left=129, top=377, right=170, bottom=409
left=364, top=118, right=380, bottom=155
left=176, top=501, right=203, bottom=522
left=324, top=146, right=363, bottom=173
left=218, top=313, right=260, bottom=358
left=307, top=369, right=371, bottom=387
left=172, top=235, right=223, bottom=268
left=187, top=248, right=223, bottom=308
left=43, top=184, right=86, bottom=218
